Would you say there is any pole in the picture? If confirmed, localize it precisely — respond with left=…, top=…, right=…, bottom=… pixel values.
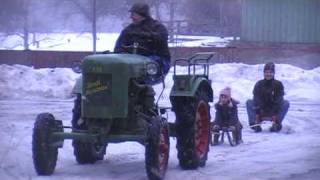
left=92, top=0, right=97, bottom=53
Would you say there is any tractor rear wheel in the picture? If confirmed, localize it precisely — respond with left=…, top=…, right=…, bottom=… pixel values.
left=173, top=86, right=210, bottom=169
left=32, top=113, right=58, bottom=175
left=145, top=116, right=170, bottom=180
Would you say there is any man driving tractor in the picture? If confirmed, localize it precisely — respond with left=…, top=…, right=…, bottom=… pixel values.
left=114, top=2, right=171, bottom=85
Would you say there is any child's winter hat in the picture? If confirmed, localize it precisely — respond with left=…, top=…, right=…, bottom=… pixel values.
left=264, top=62, right=275, bottom=73
left=219, top=87, right=231, bottom=99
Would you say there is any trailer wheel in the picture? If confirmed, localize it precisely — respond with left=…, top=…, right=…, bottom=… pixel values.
left=72, top=94, right=105, bottom=164
left=145, top=116, right=170, bottom=180
left=32, top=113, right=58, bottom=175
left=173, top=85, right=210, bottom=169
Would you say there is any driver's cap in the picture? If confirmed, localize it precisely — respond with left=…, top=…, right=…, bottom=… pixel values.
left=129, top=2, right=150, bottom=18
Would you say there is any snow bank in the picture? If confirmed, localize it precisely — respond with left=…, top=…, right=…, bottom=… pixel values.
left=207, top=63, right=320, bottom=104
left=156, top=63, right=320, bottom=105
left=0, top=64, right=80, bottom=99
left=1, top=63, right=319, bottom=104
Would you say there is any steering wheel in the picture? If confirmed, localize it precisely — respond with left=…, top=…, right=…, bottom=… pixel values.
left=121, top=42, right=151, bottom=55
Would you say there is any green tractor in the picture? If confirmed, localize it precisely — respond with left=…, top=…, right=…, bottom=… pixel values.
left=32, top=52, right=214, bottom=180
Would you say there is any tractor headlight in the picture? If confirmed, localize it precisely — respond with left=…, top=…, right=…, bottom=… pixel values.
left=146, top=62, right=158, bottom=75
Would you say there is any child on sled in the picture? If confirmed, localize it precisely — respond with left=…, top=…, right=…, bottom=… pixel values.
left=211, top=87, right=243, bottom=145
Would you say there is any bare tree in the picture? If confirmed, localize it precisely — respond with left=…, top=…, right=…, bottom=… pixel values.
left=57, top=0, right=127, bottom=53
left=1, top=0, right=58, bottom=50
left=0, top=0, right=23, bottom=32
left=0, top=0, right=28, bottom=49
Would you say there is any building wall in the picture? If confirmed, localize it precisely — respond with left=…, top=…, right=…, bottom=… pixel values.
left=241, top=0, right=320, bottom=43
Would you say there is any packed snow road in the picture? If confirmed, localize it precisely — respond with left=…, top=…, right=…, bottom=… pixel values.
left=0, top=99, right=319, bottom=180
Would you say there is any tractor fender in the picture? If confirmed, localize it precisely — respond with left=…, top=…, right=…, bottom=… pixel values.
left=170, top=76, right=213, bottom=102
left=72, top=76, right=82, bottom=94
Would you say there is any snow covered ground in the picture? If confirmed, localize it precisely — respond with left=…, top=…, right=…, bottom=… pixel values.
left=0, top=63, right=320, bottom=180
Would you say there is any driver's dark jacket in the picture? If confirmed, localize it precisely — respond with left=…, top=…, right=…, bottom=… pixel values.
left=114, top=17, right=170, bottom=59
left=253, top=78, right=284, bottom=116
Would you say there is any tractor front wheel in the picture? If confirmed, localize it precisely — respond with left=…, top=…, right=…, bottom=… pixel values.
left=145, top=116, right=170, bottom=180
left=32, top=113, right=58, bottom=175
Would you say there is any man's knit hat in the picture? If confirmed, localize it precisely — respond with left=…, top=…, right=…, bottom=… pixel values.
left=264, top=62, right=275, bottom=73
left=129, top=2, right=150, bottom=18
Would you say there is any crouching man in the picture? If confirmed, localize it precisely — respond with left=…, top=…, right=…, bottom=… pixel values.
left=246, top=62, right=290, bottom=132
left=212, top=87, right=243, bottom=145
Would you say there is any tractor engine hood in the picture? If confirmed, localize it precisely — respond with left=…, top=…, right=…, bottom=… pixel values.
left=81, top=53, right=150, bottom=119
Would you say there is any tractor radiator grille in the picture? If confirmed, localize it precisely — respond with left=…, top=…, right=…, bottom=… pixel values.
left=84, top=73, right=112, bottom=106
